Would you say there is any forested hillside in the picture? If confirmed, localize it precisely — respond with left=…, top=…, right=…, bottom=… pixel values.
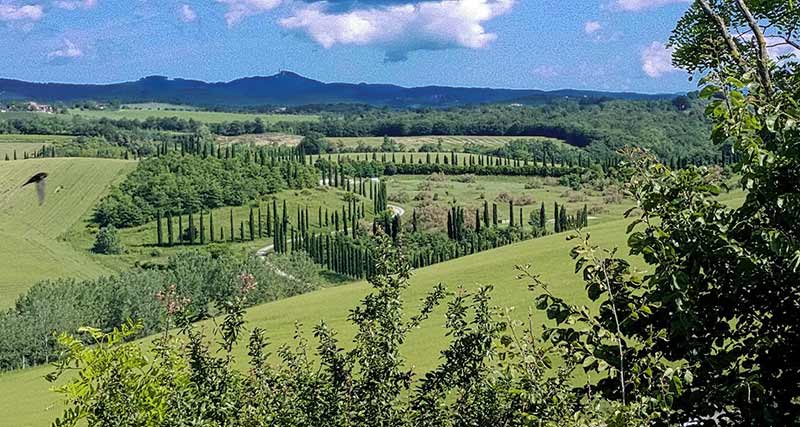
left=2, top=98, right=712, bottom=164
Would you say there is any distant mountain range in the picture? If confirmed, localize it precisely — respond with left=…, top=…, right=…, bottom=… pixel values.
left=0, top=71, right=678, bottom=108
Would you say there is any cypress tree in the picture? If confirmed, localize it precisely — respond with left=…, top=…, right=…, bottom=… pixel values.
left=475, top=209, right=481, bottom=232
left=519, top=208, right=523, bottom=228
left=156, top=211, right=163, bottom=246
left=188, top=209, right=195, bottom=244
left=200, top=211, right=206, bottom=245
left=258, top=207, right=263, bottom=238
left=554, top=202, right=560, bottom=233
left=167, top=212, right=174, bottom=246
left=179, top=215, right=184, bottom=245
left=210, top=211, right=215, bottom=242
left=230, top=209, right=235, bottom=242
left=412, top=209, right=418, bottom=233
left=240, top=222, right=245, bottom=242
left=539, top=202, right=546, bottom=229
left=509, top=201, right=515, bottom=228
left=560, top=205, right=568, bottom=232
left=249, top=207, right=255, bottom=241
left=483, top=201, right=490, bottom=228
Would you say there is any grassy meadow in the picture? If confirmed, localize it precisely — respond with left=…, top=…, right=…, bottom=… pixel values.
left=383, top=174, right=628, bottom=229
left=68, top=108, right=318, bottom=124
left=0, top=158, right=136, bottom=307
left=0, top=135, right=74, bottom=159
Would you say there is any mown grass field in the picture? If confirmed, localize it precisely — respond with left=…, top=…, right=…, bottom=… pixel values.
left=68, top=108, right=318, bottom=124
left=0, top=158, right=136, bottom=308
left=0, top=135, right=74, bottom=159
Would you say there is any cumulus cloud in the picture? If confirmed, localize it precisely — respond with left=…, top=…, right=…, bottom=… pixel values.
left=48, top=39, right=83, bottom=58
left=218, top=0, right=281, bottom=26
left=179, top=4, right=197, bottom=22
left=641, top=41, right=677, bottom=78
left=613, top=0, right=690, bottom=12
left=53, top=0, right=97, bottom=10
left=0, top=3, right=44, bottom=22
left=279, top=0, right=515, bottom=61
left=584, top=20, right=601, bottom=35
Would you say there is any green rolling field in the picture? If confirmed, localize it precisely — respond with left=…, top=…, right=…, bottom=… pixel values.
left=0, top=135, right=74, bottom=160
left=68, top=108, right=318, bottom=124
left=0, top=214, right=633, bottom=426
left=0, top=158, right=136, bottom=307
left=0, top=168, right=746, bottom=425
left=384, top=174, right=629, bottom=227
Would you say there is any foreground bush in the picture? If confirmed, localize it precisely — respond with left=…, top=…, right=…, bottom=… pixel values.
left=48, top=236, right=672, bottom=427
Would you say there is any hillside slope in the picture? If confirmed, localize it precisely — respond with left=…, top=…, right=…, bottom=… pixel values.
left=0, top=158, right=136, bottom=307
left=0, top=215, right=634, bottom=426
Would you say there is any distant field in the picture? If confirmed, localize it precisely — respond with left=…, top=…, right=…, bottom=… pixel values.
left=122, top=102, right=198, bottom=111
left=385, top=174, right=628, bottom=229
left=0, top=111, right=42, bottom=120
left=217, top=133, right=303, bottom=146
left=327, top=135, right=565, bottom=151
left=0, top=158, right=136, bottom=308
left=68, top=108, right=319, bottom=124
left=0, top=134, right=74, bottom=158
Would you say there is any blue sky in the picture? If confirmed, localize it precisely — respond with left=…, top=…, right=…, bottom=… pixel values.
left=0, top=0, right=696, bottom=93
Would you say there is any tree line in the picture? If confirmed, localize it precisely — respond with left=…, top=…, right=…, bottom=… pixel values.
left=0, top=251, right=322, bottom=372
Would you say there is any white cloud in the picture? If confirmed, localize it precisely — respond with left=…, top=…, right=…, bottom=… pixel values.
left=179, top=4, right=197, bottom=22
left=53, top=0, right=97, bottom=10
left=584, top=20, right=601, bottom=35
left=279, top=0, right=515, bottom=61
left=218, top=0, right=282, bottom=26
left=613, top=0, right=690, bottom=12
left=48, top=39, right=83, bottom=58
left=0, top=4, right=44, bottom=22
left=641, top=41, right=677, bottom=78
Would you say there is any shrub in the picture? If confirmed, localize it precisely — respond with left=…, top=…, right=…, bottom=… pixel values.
left=494, top=192, right=513, bottom=203
left=92, top=226, right=124, bottom=255
left=453, top=173, right=477, bottom=183
left=389, top=192, right=411, bottom=203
